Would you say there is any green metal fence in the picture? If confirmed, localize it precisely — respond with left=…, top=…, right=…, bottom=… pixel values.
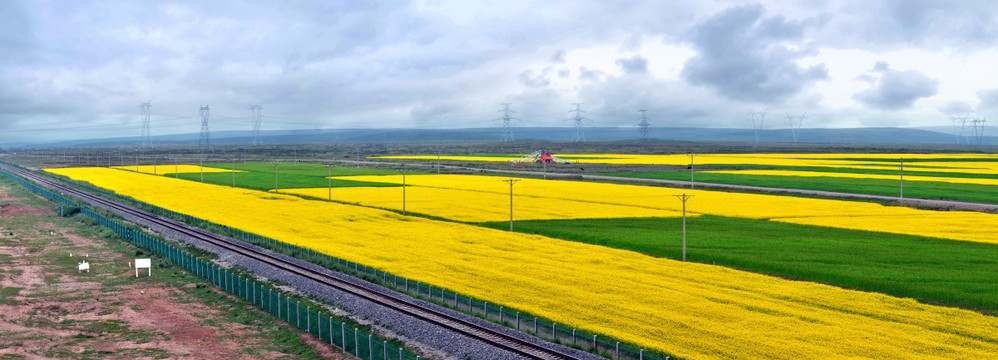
left=1, top=161, right=675, bottom=360
left=1, top=166, right=421, bottom=360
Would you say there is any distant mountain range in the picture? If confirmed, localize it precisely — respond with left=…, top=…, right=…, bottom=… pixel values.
left=6, top=126, right=996, bottom=148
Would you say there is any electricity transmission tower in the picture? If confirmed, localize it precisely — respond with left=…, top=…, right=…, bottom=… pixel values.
left=784, top=112, right=806, bottom=143
left=971, top=116, right=987, bottom=145
left=951, top=115, right=970, bottom=144
left=747, top=109, right=767, bottom=143
left=497, top=103, right=516, bottom=142
left=637, top=109, right=650, bottom=143
left=249, top=105, right=263, bottom=146
left=569, top=103, right=587, bottom=143
left=199, top=105, right=211, bottom=155
left=139, top=101, right=151, bottom=147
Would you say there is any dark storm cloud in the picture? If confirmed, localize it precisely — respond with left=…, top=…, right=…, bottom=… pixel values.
left=977, top=88, right=998, bottom=110
left=939, top=101, right=973, bottom=115
left=578, top=67, right=605, bottom=82
left=681, top=4, right=827, bottom=103
left=853, top=61, right=938, bottom=110
left=5, top=0, right=998, bottom=142
left=519, top=69, right=551, bottom=87
left=550, top=50, right=567, bottom=64
left=831, top=0, right=998, bottom=48
left=615, top=55, right=648, bottom=74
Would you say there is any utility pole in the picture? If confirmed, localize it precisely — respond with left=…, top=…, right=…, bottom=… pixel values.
left=140, top=101, right=151, bottom=148
left=672, top=194, right=694, bottom=261
left=249, top=105, right=263, bottom=146
left=273, top=161, right=280, bottom=193
left=689, top=152, right=695, bottom=189
left=637, top=109, right=649, bottom=144
left=398, top=166, right=408, bottom=215
left=326, top=164, right=333, bottom=200
left=498, top=103, right=516, bottom=142
left=748, top=110, right=766, bottom=143
left=569, top=103, right=587, bottom=143
left=503, top=179, right=520, bottom=231
left=899, top=157, right=904, bottom=203
left=199, top=156, right=204, bottom=183
left=199, top=105, right=211, bottom=155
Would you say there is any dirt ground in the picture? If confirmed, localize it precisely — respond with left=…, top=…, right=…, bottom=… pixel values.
left=0, top=180, right=348, bottom=359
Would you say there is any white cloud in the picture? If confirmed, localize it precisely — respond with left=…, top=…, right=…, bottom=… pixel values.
left=3, top=0, right=998, bottom=142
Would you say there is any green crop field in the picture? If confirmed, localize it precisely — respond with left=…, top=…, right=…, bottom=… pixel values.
left=169, top=162, right=403, bottom=191
left=601, top=170, right=998, bottom=204
left=480, top=216, right=998, bottom=314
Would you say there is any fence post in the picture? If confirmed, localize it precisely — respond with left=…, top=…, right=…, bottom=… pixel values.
left=369, top=334, right=373, bottom=360
left=615, top=342, right=620, bottom=359
left=329, top=317, right=334, bottom=346
left=572, top=328, right=576, bottom=345
left=552, top=322, right=556, bottom=338
left=484, top=302, right=487, bottom=318
left=342, top=323, right=346, bottom=349
left=534, top=317, right=538, bottom=334
left=354, top=328, right=359, bottom=357
left=383, top=340, right=387, bottom=360
left=640, top=349, right=644, bottom=360
left=499, top=306, right=503, bottom=324
left=516, top=312, right=520, bottom=329
left=593, top=335, right=597, bottom=350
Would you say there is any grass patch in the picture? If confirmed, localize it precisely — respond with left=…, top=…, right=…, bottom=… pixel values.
left=164, top=162, right=401, bottom=191
left=481, top=216, right=998, bottom=313
left=0, top=286, right=22, bottom=305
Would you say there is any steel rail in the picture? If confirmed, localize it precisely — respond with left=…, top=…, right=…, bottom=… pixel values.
left=9, top=167, right=584, bottom=360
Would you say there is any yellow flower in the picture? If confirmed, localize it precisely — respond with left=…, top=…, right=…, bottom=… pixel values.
left=44, top=167, right=998, bottom=359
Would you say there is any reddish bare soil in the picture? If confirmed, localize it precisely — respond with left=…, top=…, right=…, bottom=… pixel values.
left=0, top=185, right=349, bottom=359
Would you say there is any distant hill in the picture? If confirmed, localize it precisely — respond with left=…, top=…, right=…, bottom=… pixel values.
left=13, top=126, right=997, bottom=148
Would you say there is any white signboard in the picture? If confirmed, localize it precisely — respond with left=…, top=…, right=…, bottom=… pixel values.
left=135, top=258, right=151, bottom=277
left=78, top=261, right=89, bottom=273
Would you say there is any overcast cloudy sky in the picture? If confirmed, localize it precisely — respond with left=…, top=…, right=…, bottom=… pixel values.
left=2, top=0, right=997, bottom=141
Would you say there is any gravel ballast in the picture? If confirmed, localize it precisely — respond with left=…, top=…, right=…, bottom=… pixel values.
left=87, top=198, right=605, bottom=360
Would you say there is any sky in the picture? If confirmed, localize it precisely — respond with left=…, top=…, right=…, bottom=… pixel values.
left=1, top=0, right=997, bottom=142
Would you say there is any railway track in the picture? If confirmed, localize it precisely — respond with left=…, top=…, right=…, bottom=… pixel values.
left=6, top=165, right=586, bottom=360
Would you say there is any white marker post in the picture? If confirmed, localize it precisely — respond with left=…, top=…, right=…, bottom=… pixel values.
left=135, top=258, right=151, bottom=277
left=78, top=261, right=90, bottom=273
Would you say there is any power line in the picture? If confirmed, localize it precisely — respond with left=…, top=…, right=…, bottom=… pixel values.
left=139, top=101, right=151, bottom=147
left=950, top=114, right=970, bottom=145
left=199, top=105, right=211, bottom=155
left=569, top=103, right=587, bottom=143
left=249, top=104, right=263, bottom=146
left=747, top=109, right=767, bottom=143
left=784, top=112, right=805, bottom=143
left=971, top=116, right=987, bottom=145
left=497, top=103, right=516, bottom=142
left=637, top=109, right=649, bottom=144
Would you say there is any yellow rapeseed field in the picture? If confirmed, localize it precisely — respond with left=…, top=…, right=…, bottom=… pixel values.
left=318, top=174, right=998, bottom=244
left=110, top=164, right=238, bottom=175
left=704, top=169, right=998, bottom=186
left=283, top=176, right=683, bottom=222
left=45, top=167, right=998, bottom=359
left=375, top=153, right=998, bottom=175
